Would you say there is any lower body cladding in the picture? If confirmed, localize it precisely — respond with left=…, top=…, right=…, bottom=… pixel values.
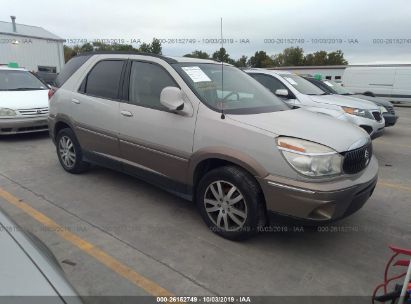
left=0, top=116, right=48, bottom=135
left=257, top=156, right=378, bottom=223
left=383, top=113, right=399, bottom=127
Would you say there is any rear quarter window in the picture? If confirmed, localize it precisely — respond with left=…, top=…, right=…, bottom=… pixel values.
left=55, top=55, right=91, bottom=87
left=82, top=60, right=125, bottom=100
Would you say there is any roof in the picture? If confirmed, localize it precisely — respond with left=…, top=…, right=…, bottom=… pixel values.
left=169, top=56, right=219, bottom=64
left=0, top=20, right=64, bottom=41
left=76, top=51, right=222, bottom=64
left=244, top=68, right=292, bottom=75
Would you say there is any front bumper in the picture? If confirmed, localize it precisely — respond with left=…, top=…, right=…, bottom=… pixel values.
left=383, top=113, right=398, bottom=127
left=257, top=156, right=378, bottom=223
left=346, top=114, right=385, bottom=139
left=0, top=116, right=48, bottom=135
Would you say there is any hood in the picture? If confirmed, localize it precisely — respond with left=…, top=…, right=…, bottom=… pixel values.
left=352, top=94, right=393, bottom=107
left=0, top=90, right=49, bottom=109
left=227, top=108, right=369, bottom=153
left=309, top=94, right=379, bottom=110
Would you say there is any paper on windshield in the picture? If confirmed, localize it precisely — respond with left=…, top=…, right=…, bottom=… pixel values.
left=324, top=81, right=334, bottom=87
left=182, top=66, right=212, bottom=82
left=284, top=77, right=298, bottom=85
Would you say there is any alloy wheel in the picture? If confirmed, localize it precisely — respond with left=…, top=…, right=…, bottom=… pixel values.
left=59, top=136, right=76, bottom=168
left=203, top=180, right=248, bottom=232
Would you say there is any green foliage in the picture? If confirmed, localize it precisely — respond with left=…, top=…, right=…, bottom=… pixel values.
left=63, top=38, right=162, bottom=62
left=212, top=47, right=235, bottom=65
left=248, top=48, right=348, bottom=68
left=64, top=40, right=348, bottom=67
left=325, top=50, right=348, bottom=65
left=233, top=55, right=248, bottom=68
left=183, top=50, right=210, bottom=59
left=247, top=51, right=274, bottom=68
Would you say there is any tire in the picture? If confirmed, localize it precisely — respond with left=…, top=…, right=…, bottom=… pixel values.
left=196, top=165, right=265, bottom=241
left=56, top=128, right=90, bottom=174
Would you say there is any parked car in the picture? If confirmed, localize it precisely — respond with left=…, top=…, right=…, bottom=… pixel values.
left=246, top=69, right=385, bottom=139
left=342, top=65, right=411, bottom=105
left=0, top=66, right=49, bottom=135
left=304, top=77, right=399, bottom=127
left=0, top=208, right=82, bottom=302
left=49, top=53, right=378, bottom=240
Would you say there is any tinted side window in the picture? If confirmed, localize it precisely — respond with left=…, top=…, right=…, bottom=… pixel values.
left=129, top=61, right=177, bottom=110
left=85, top=60, right=125, bottom=100
left=251, top=74, right=288, bottom=93
left=56, top=55, right=91, bottom=87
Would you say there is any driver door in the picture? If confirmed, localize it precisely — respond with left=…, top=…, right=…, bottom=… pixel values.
left=118, top=60, right=196, bottom=185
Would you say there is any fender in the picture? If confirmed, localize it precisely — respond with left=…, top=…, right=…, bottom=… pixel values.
left=188, top=146, right=269, bottom=184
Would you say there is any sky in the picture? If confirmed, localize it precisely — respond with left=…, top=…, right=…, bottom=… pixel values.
left=1, top=0, right=411, bottom=64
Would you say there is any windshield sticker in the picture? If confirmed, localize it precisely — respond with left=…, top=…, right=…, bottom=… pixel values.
left=324, top=81, right=334, bottom=87
left=284, top=77, right=298, bottom=85
left=182, top=66, right=212, bottom=83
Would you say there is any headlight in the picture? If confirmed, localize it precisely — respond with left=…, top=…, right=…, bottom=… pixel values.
left=342, top=106, right=368, bottom=117
left=380, top=106, right=388, bottom=113
left=0, top=108, right=17, bottom=117
left=277, top=137, right=342, bottom=177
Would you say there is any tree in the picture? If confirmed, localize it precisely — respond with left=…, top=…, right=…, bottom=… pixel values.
left=137, top=38, right=162, bottom=54
left=248, top=51, right=274, bottom=68
left=183, top=50, right=210, bottom=59
left=271, top=47, right=305, bottom=66
left=64, top=45, right=77, bottom=63
left=326, top=50, right=348, bottom=65
left=234, top=55, right=248, bottom=68
left=150, top=38, right=162, bottom=54
left=212, top=47, right=235, bottom=64
left=304, top=50, right=328, bottom=65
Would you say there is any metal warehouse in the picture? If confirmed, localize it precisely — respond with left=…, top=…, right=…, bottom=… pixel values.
left=0, top=16, right=64, bottom=73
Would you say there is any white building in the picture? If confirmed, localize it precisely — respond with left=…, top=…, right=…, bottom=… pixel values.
left=0, top=16, right=65, bottom=73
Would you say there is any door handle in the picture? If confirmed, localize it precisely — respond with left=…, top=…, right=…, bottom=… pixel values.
left=120, top=110, right=133, bottom=117
left=71, top=98, right=80, bottom=104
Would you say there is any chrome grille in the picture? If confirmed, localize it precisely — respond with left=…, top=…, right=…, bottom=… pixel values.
left=17, top=107, right=49, bottom=116
left=372, top=111, right=382, bottom=122
left=343, top=143, right=373, bottom=174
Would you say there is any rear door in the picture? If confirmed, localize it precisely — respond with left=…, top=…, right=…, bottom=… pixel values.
left=118, top=60, right=196, bottom=185
left=71, top=58, right=126, bottom=157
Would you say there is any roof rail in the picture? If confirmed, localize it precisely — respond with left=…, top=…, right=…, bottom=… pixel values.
left=75, top=51, right=178, bottom=64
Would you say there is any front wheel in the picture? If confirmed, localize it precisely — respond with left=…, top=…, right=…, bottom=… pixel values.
left=196, top=166, right=265, bottom=240
left=56, top=128, right=90, bottom=174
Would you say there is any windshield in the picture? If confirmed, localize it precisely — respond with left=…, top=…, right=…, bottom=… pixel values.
left=281, top=74, right=326, bottom=95
left=0, top=70, right=47, bottom=91
left=173, top=63, right=289, bottom=114
left=322, top=80, right=354, bottom=95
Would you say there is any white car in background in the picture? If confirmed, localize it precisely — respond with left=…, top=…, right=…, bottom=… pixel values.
left=0, top=66, right=49, bottom=135
left=246, top=69, right=385, bottom=139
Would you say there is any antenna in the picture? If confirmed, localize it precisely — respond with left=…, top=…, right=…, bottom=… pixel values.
left=220, top=17, right=225, bottom=119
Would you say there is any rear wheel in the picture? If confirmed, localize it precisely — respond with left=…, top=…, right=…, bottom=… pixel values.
left=56, top=128, right=90, bottom=173
left=196, top=166, right=264, bottom=240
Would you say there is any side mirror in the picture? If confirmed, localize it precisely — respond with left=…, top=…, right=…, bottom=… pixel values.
left=160, top=87, right=185, bottom=111
left=275, top=89, right=290, bottom=98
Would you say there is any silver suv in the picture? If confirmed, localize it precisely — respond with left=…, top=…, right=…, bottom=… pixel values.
left=246, top=69, right=385, bottom=139
left=49, top=53, right=378, bottom=240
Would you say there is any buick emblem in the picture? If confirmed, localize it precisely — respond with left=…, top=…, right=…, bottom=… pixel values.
left=36, top=109, right=42, bottom=114
left=364, top=149, right=370, bottom=166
